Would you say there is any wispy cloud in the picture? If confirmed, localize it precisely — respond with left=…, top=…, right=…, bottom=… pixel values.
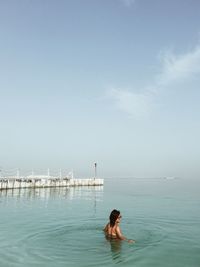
left=157, top=46, right=200, bottom=86
left=108, top=88, right=153, bottom=120
left=119, top=0, right=135, bottom=7
left=107, top=44, right=200, bottom=119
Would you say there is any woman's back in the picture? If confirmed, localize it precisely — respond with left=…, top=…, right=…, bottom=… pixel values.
left=104, top=223, right=118, bottom=238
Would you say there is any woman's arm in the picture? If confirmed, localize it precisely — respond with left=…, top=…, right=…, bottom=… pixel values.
left=116, top=225, right=126, bottom=240
left=116, top=226, right=135, bottom=243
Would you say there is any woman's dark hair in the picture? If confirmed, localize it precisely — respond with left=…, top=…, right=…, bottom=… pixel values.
left=109, top=209, right=120, bottom=227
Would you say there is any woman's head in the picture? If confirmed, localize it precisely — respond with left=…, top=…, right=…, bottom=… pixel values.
left=109, top=209, right=121, bottom=227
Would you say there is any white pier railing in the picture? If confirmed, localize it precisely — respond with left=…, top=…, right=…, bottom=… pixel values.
left=0, top=168, right=103, bottom=190
left=0, top=178, right=104, bottom=190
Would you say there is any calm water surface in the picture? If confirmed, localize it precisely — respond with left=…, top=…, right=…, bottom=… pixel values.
left=0, top=178, right=200, bottom=267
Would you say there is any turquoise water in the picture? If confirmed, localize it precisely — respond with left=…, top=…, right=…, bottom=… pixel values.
left=0, top=178, right=200, bottom=267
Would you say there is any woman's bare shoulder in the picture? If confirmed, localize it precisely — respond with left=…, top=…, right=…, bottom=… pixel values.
left=103, top=223, right=109, bottom=232
left=115, top=225, right=121, bottom=231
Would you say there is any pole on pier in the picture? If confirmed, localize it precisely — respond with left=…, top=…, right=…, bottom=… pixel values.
left=94, top=162, right=97, bottom=180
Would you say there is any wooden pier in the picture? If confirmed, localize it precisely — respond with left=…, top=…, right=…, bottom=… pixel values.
left=0, top=178, right=104, bottom=190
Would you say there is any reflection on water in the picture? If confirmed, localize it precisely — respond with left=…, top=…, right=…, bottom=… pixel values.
left=0, top=186, right=104, bottom=202
left=105, top=235, right=123, bottom=263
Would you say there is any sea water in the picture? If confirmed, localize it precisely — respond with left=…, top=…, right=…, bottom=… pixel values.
left=0, top=178, right=200, bottom=267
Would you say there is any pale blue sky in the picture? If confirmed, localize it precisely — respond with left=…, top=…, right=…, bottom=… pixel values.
left=0, top=0, right=200, bottom=178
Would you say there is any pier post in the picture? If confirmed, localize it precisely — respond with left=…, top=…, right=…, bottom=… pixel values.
left=94, top=162, right=97, bottom=180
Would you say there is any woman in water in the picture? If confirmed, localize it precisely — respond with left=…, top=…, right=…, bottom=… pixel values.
left=104, top=209, right=135, bottom=243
